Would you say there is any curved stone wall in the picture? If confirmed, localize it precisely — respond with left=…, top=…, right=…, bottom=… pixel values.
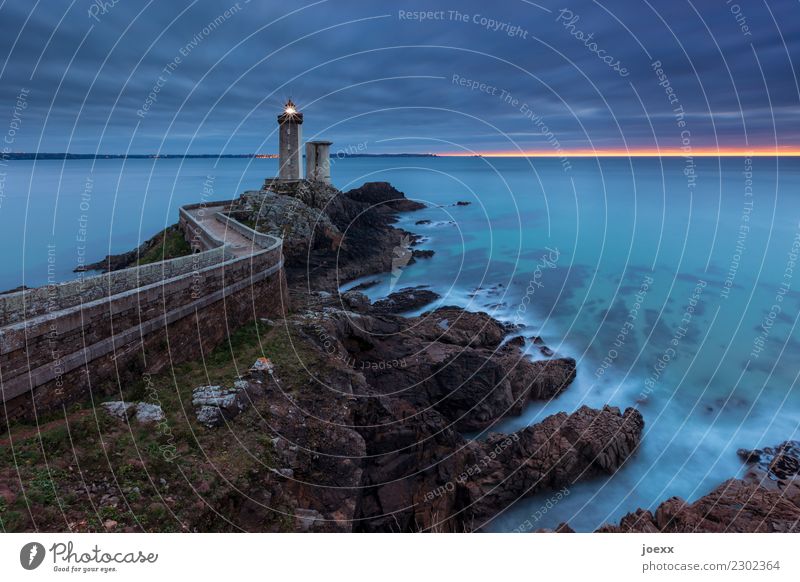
left=0, top=204, right=287, bottom=425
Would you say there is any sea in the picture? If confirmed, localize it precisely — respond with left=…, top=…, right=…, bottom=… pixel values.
left=1, top=155, right=798, bottom=532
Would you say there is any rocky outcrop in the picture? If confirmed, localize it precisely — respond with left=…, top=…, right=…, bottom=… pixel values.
left=284, top=292, right=640, bottom=532
left=371, top=286, right=440, bottom=314
left=233, top=180, right=425, bottom=293
left=464, top=405, right=644, bottom=527
left=344, top=182, right=425, bottom=212
left=300, top=306, right=576, bottom=431
left=353, top=402, right=643, bottom=532
left=597, top=479, right=800, bottom=533
left=230, top=188, right=344, bottom=266
left=738, top=440, right=800, bottom=482
left=598, top=440, right=800, bottom=533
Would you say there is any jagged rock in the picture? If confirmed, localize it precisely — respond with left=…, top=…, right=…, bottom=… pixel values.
left=232, top=180, right=426, bottom=293
left=599, top=440, right=800, bottom=532
left=354, top=402, right=643, bottom=532
left=342, top=290, right=371, bottom=312
left=303, top=305, right=576, bottom=430
left=344, top=182, right=425, bottom=212
left=738, top=440, right=800, bottom=482
left=598, top=479, right=800, bottom=533
left=415, top=219, right=432, bottom=225
left=455, top=201, right=471, bottom=206
left=412, top=249, right=434, bottom=259
left=231, top=190, right=343, bottom=266
left=462, top=405, right=644, bottom=526
left=507, top=336, right=525, bottom=347
left=372, top=287, right=440, bottom=314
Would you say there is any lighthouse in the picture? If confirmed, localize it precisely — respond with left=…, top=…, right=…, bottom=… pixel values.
left=277, top=99, right=303, bottom=180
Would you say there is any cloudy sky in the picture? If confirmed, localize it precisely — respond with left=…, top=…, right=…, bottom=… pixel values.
left=1, top=0, right=798, bottom=154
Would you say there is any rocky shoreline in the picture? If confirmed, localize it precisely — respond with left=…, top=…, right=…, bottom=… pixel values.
left=182, top=178, right=646, bottom=531
left=4, top=178, right=797, bottom=533
left=230, top=178, right=797, bottom=532
left=593, top=441, right=800, bottom=533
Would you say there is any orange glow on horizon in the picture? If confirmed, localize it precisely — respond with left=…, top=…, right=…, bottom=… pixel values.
left=438, top=147, right=800, bottom=158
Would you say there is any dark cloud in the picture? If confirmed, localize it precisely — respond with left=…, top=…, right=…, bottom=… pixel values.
left=0, top=0, right=798, bottom=153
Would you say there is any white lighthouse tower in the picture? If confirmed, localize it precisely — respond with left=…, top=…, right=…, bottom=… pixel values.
left=277, top=99, right=303, bottom=180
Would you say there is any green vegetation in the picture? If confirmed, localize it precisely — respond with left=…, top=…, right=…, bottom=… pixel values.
left=136, top=226, right=192, bottom=266
left=0, top=318, right=324, bottom=532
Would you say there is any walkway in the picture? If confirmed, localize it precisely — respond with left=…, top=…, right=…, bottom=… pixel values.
left=184, top=204, right=256, bottom=257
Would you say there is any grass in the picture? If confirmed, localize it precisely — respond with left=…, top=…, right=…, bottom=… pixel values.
left=0, top=316, right=326, bottom=532
left=136, top=226, right=192, bottom=266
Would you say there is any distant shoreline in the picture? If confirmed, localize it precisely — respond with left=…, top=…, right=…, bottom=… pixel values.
left=0, top=152, right=439, bottom=161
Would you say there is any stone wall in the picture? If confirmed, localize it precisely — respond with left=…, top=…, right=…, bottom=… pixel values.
left=178, top=200, right=236, bottom=251
left=0, top=246, right=232, bottom=327
left=0, top=206, right=287, bottom=426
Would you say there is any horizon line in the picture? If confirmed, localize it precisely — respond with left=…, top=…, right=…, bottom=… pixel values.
left=440, top=148, right=800, bottom=158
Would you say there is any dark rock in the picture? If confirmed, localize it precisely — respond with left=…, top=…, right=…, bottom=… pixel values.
left=738, top=440, right=800, bottom=482
left=507, top=335, right=525, bottom=347
left=455, top=201, right=471, bottom=206
left=597, top=479, right=800, bottom=533
left=342, top=291, right=371, bottom=313
left=539, top=346, right=555, bottom=357
left=353, top=393, right=642, bottom=532
left=303, top=306, right=576, bottom=431
left=600, top=440, right=800, bottom=532
left=464, top=406, right=643, bottom=526
left=349, top=279, right=380, bottom=292
left=372, top=287, right=440, bottom=314
left=412, top=249, right=434, bottom=259
left=415, top=219, right=432, bottom=225
left=344, top=182, right=425, bottom=212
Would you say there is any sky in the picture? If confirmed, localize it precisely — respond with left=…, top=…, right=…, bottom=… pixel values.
left=0, top=0, right=798, bottom=155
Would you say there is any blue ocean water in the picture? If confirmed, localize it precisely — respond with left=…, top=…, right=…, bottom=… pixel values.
left=2, top=156, right=799, bottom=531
